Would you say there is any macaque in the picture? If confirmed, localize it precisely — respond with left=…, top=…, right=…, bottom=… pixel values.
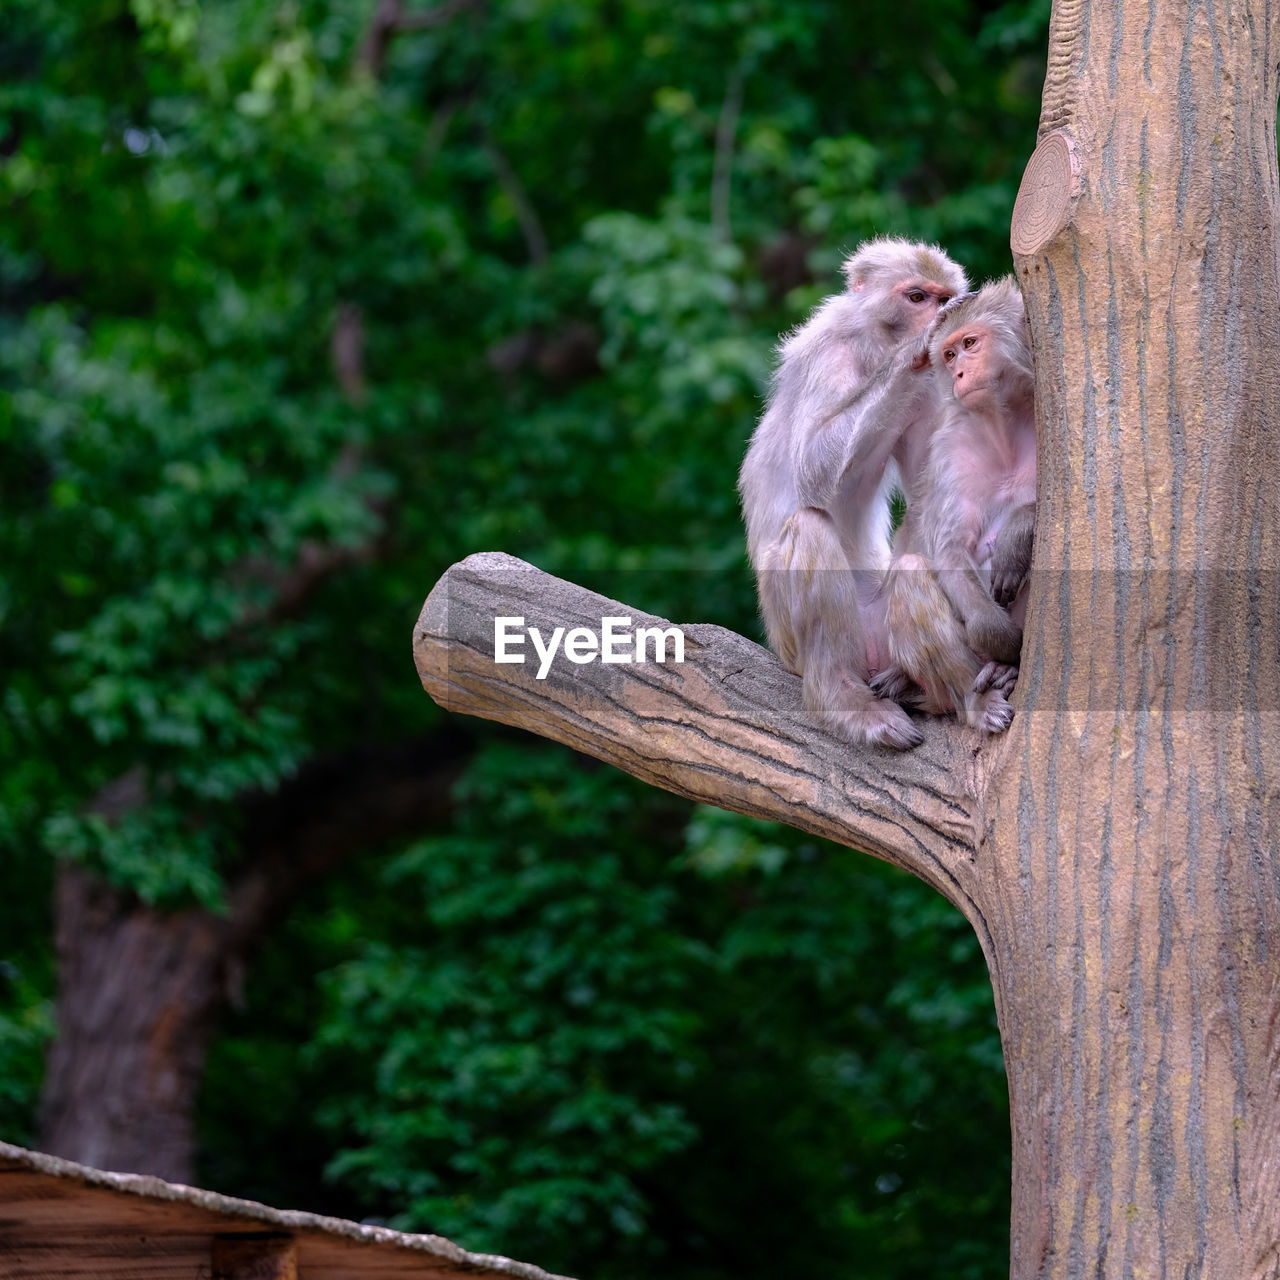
left=880, top=277, right=1036, bottom=732
left=738, top=238, right=969, bottom=749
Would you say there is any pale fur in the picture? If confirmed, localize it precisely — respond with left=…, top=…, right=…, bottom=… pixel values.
left=884, top=276, right=1036, bottom=732
left=738, top=237, right=968, bottom=749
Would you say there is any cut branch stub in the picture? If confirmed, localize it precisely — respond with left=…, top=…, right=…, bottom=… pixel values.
left=1009, top=129, right=1079, bottom=257
left=415, top=552, right=994, bottom=917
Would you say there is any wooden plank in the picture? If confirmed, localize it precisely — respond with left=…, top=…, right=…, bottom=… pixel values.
left=212, top=1235, right=297, bottom=1280
left=0, top=1143, right=574, bottom=1280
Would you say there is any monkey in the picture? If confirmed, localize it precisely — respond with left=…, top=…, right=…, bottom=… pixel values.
left=876, top=276, right=1036, bottom=733
left=738, top=237, right=969, bottom=749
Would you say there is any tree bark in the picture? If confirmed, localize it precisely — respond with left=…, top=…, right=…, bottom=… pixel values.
left=418, top=5, right=1280, bottom=1254
left=993, top=2, right=1280, bottom=1275
left=40, top=866, right=228, bottom=1181
left=38, top=736, right=465, bottom=1181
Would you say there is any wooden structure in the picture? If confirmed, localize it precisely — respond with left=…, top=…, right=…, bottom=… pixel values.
left=0, top=1141, right=573, bottom=1280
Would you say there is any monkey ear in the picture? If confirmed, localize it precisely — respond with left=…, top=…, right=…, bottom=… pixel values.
left=841, top=252, right=867, bottom=291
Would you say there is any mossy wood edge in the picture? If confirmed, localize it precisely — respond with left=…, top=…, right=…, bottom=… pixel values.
left=0, top=1140, right=574, bottom=1279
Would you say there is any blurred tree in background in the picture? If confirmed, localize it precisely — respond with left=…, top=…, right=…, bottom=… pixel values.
left=0, top=0, right=1045, bottom=1275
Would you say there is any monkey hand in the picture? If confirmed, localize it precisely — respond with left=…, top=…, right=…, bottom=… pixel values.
left=988, top=509, right=1035, bottom=607
left=870, top=664, right=925, bottom=707
left=931, top=290, right=976, bottom=330
left=990, top=561, right=1028, bottom=609
left=973, top=661, right=1018, bottom=697
left=907, top=337, right=932, bottom=372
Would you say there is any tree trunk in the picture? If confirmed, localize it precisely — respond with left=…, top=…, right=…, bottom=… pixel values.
left=38, top=738, right=464, bottom=1181
left=40, top=866, right=228, bottom=1181
left=992, top=1, right=1280, bottom=1274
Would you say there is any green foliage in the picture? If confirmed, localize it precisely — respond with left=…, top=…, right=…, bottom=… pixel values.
left=311, top=747, right=699, bottom=1260
left=268, top=759, right=1007, bottom=1279
left=0, top=966, right=53, bottom=1147
left=670, top=807, right=1009, bottom=1280
left=1, top=0, right=1046, bottom=1275
left=2, top=304, right=389, bottom=900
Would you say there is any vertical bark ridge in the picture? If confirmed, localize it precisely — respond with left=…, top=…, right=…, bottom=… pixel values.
left=1107, top=0, right=1125, bottom=98
left=998, top=0, right=1280, bottom=1273
left=1184, top=765, right=1211, bottom=1273
left=1142, top=0, right=1156, bottom=87
left=1039, top=0, right=1090, bottom=135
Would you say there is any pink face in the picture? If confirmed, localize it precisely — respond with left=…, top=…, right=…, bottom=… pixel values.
left=938, top=321, right=998, bottom=405
left=892, top=278, right=958, bottom=336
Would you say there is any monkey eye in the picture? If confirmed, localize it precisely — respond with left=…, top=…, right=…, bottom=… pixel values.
left=962, top=335, right=977, bottom=349
left=906, top=289, right=927, bottom=303
left=938, top=294, right=953, bottom=305
left=942, top=348, right=955, bottom=363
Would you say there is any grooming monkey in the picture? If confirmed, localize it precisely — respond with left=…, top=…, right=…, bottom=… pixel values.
left=738, top=238, right=969, bottom=749
left=880, top=277, right=1036, bottom=732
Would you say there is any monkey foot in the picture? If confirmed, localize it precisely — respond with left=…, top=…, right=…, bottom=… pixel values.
left=853, top=697, right=925, bottom=751
left=966, top=689, right=1014, bottom=734
left=869, top=664, right=921, bottom=705
left=973, top=661, right=1018, bottom=696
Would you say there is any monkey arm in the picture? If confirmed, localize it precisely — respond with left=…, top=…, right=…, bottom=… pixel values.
left=988, top=501, right=1035, bottom=607
left=415, top=552, right=985, bottom=901
left=939, top=568, right=1022, bottom=666
left=792, top=352, right=931, bottom=509
left=925, top=519, right=1024, bottom=668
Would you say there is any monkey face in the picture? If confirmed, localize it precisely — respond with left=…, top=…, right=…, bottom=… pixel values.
left=928, top=276, right=1032, bottom=409
left=938, top=322, right=1000, bottom=406
left=887, top=278, right=958, bottom=341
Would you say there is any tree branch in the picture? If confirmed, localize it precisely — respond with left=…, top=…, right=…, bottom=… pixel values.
left=481, top=130, right=549, bottom=266
left=355, top=0, right=484, bottom=77
left=414, top=553, right=992, bottom=912
left=711, top=58, right=747, bottom=243
left=396, top=0, right=483, bottom=31
left=354, top=0, right=405, bottom=79
left=331, top=300, right=367, bottom=407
